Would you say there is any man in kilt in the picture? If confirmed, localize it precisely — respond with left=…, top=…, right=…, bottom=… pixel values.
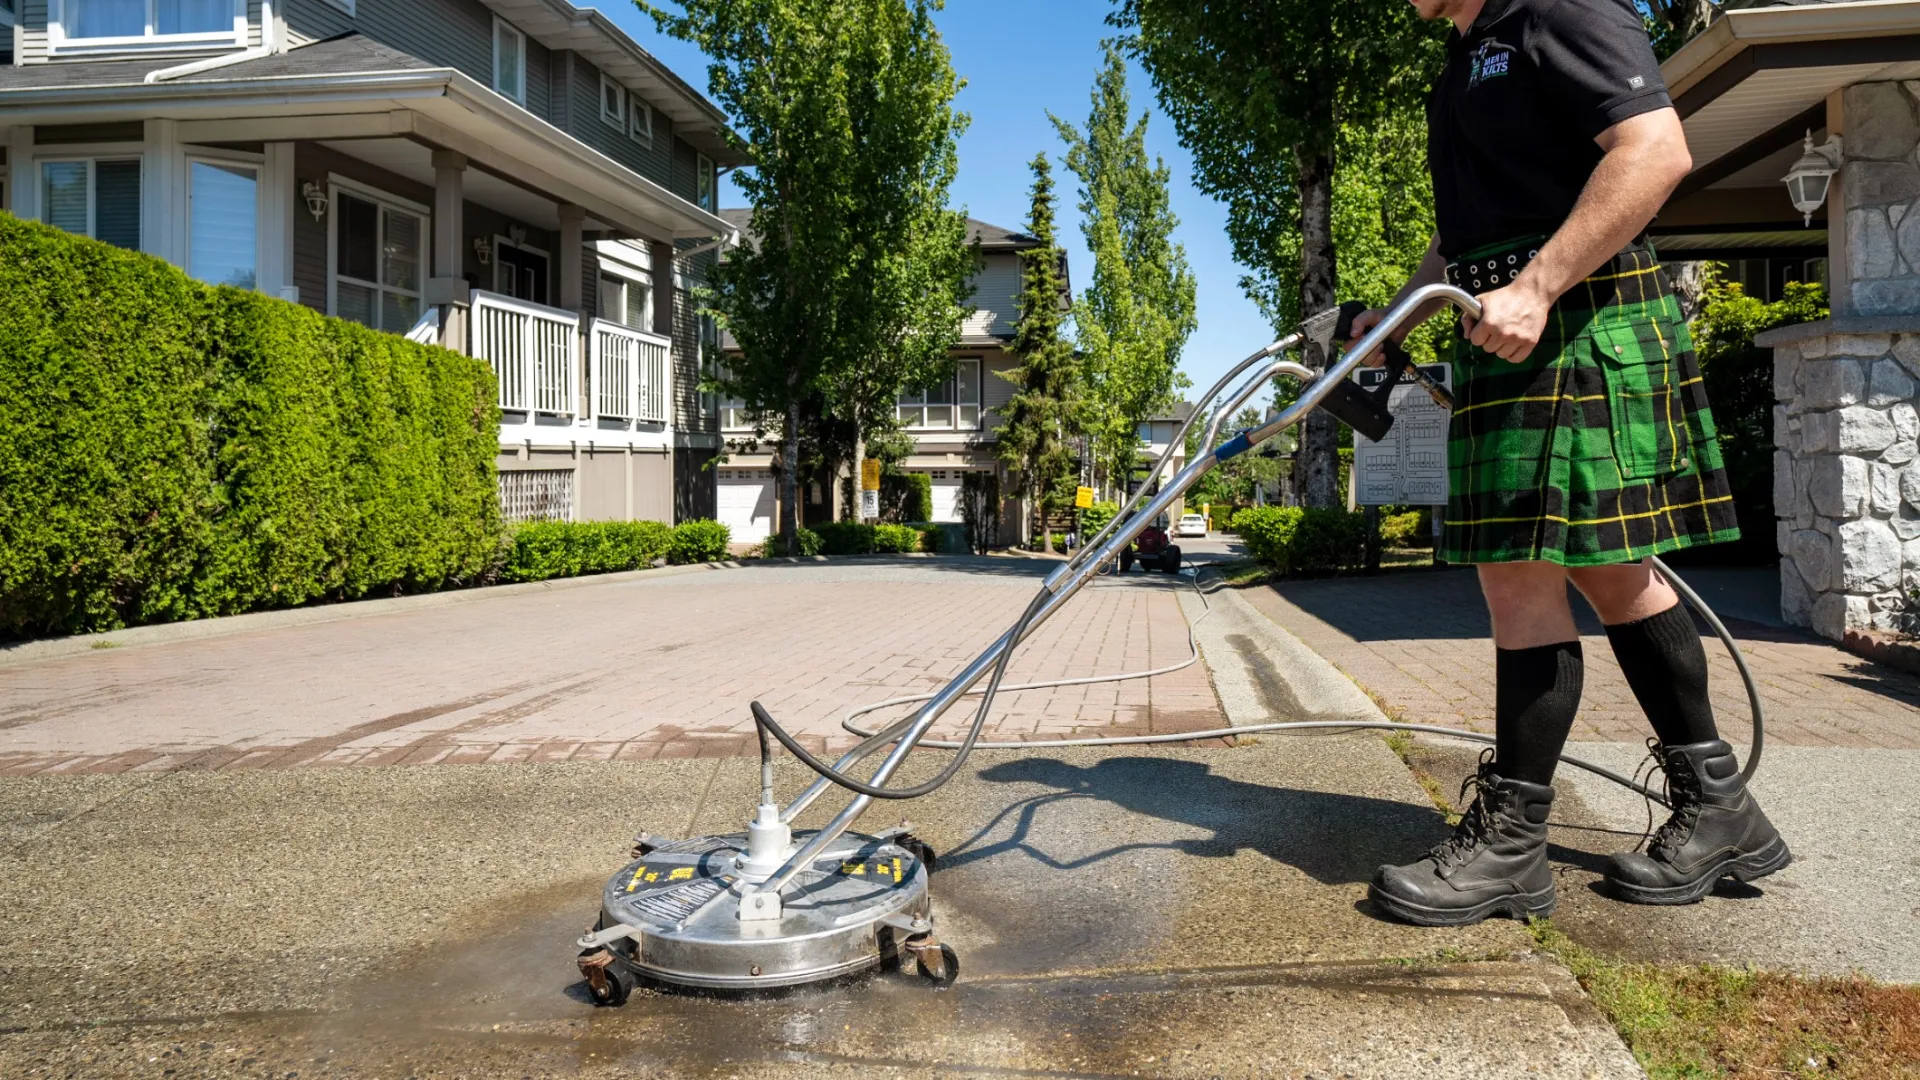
left=1351, top=0, right=1790, bottom=927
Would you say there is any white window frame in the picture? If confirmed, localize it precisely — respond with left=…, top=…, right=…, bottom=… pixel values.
left=898, top=358, right=981, bottom=431
left=629, top=94, right=654, bottom=147
left=493, top=17, right=527, bottom=106
left=599, top=72, right=626, bottom=128
left=47, top=0, right=246, bottom=56
left=696, top=153, right=716, bottom=213
left=37, top=153, right=143, bottom=244
left=326, top=176, right=430, bottom=333
left=596, top=254, right=652, bottom=330
left=185, top=146, right=265, bottom=291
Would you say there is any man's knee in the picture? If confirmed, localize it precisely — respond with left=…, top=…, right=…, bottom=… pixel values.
left=1568, top=561, right=1677, bottom=624
left=1477, top=562, right=1568, bottom=616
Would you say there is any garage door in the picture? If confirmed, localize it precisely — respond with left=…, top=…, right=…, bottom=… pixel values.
left=928, top=469, right=964, bottom=523
left=717, top=469, right=774, bottom=543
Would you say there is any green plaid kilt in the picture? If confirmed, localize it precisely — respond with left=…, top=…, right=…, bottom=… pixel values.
left=1440, top=239, right=1740, bottom=566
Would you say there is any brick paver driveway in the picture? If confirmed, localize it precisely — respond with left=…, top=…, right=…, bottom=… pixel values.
left=0, top=558, right=1222, bottom=775
left=1240, top=567, right=1920, bottom=749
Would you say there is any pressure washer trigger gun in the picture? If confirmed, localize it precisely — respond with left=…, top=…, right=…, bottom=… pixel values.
left=1304, top=300, right=1454, bottom=443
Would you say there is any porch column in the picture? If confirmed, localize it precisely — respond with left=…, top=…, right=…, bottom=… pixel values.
left=427, top=149, right=469, bottom=351
left=559, top=204, right=587, bottom=422
left=259, top=142, right=297, bottom=302
left=5, top=127, right=33, bottom=220
left=141, top=119, right=188, bottom=265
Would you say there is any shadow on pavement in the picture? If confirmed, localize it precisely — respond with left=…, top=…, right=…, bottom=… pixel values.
left=956, top=755, right=1453, bottom=887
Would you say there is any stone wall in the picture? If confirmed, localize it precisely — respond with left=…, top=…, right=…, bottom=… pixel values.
left=1843, top=82, right=1920, bottom=315
left=1771, top=328, right=1920, bottom=639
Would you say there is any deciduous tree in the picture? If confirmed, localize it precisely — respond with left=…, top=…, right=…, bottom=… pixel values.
left=1051, top=42, right=1196, bottom=499
left=641, top=0, right=974, bottom=551
left=1114, top=0, right=1443, bottom=508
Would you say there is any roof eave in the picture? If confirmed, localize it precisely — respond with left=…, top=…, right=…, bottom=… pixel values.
left=1666, top=0, right=1920, bottom=98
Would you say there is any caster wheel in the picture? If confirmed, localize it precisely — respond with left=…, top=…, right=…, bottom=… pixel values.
left=915, top=942, right=959, bottom=989
left=579, top=949, right=631, bottom=1007
left=897, top=834, right=937, bottom=873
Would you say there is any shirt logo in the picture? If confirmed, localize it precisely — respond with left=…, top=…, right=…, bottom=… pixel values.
left=1467, top=39, right=1515, bottom=90
left=1628, top=75, right=1646, bottom=90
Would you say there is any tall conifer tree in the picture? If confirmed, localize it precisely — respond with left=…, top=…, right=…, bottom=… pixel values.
left=996, top=155, right=1081, bottom=553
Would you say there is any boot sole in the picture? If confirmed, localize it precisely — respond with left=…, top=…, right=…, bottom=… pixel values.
left=1367, top=882, right=1557, bottom=927
left=1606, top=835, right=1793, bottom=906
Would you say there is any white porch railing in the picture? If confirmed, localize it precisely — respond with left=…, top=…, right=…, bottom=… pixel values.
left=471, top=290, right=579, bottom=418
left=590, top=318, right=671, bottom=426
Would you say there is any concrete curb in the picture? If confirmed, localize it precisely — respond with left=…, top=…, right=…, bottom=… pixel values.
left=0, top=561, right=740, bottom=668
left=1178, top=580, right=1387, bottom=726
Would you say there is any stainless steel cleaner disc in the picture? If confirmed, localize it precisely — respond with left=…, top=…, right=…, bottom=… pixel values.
left=588, top=829, right=932, bottom=991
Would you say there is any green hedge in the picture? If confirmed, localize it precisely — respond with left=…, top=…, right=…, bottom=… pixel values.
left=1079, top=500, right=1119, bottom=538
left=0, top=213, right=499, bottom=638
left=882, top=471, right=934, bottom=524
left=814, top=521, right=876, bottom=555
left=502, top=520, right=671, bottom=582
left=763, top=528, right=824, bottom=557
left=1231, top=506, right=1368, bottom=575
left=667, top=519, right=731, bottom=564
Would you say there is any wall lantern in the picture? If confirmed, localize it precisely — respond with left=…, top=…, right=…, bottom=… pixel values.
left=300, top=181, right=329, bottom=222
left=1782, top=130, right=1844, bottom=226
left=473, top=236, right=492, bottom=266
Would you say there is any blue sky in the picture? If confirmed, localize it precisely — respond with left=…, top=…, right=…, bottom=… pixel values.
left=608, top=0, right=1277, bottom=403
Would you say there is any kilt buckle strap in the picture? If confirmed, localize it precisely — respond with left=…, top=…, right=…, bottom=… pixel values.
left=1445, top=247, right=1539, bottom=297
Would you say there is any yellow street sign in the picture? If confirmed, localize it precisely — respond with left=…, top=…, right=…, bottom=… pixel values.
left=1075, top=485, right=1094, bottom=509
left=861, top=458, right=881, bottom=491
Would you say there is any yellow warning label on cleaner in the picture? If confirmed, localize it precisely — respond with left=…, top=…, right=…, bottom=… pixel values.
left=837, top=858, right=907, bottom=883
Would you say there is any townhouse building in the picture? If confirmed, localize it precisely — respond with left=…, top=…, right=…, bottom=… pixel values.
left=0, top=0, right=743, bottom=523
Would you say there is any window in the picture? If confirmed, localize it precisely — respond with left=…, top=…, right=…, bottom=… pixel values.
left=52, top=0, right=240, bottom=49
left=597, top=271, right=651, bottom=330
left=188, top=159, right=256, bottom=289
left=331, top=186, right=425, bottom=333
left=599, top=73, right=626, bottom=128
left=898, top=358, right=981, bottom=430
left=493, top=18, right=525, bottom=105
left=716, top=364, right=756, bottom=430
left=696, top=154, right=716, bottom=213
left=40, top=158, right=140, bottom=250
left=629, top=94, right=654, bottom=147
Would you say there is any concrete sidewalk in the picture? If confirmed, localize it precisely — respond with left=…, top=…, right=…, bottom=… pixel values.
left=0, top=744, right=1642, bottom=1079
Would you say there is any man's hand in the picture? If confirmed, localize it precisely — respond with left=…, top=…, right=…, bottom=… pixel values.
left=1346, top=308, right=1392, bottom=367
left=1462, top=279, right=1552, bottom=363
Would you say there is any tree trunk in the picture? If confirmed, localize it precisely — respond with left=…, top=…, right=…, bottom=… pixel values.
left=852, top=422, right=868, bottom=524
left=781, top=399, right=801, bottom=554
left=1293, top=146, right=1341, bottom=509
left=1674, top=0, right=1714, bottom=40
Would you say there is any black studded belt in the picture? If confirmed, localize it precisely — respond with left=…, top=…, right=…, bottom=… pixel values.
left=1444, top=243, right=1541, bottom=296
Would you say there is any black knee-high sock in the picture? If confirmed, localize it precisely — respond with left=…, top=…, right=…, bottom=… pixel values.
left=1494, top=641, right=1584, bottom=786
left=1604, top=604, right=1720, bottom=748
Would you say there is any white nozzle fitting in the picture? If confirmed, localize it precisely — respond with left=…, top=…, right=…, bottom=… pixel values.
left=737, top=801, right=793, bottom=881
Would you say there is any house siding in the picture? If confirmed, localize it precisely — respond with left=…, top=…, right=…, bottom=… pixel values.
left=963, top=253, right=1022, bottom=340
left=282, top=0, right=497, bottom=105
left=292, top=141, right=436, bottom=316
left=564, top=51, right=675, bottom=187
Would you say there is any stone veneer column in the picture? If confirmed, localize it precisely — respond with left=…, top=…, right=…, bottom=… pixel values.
left=1769, top=327, right=1920, bottom=639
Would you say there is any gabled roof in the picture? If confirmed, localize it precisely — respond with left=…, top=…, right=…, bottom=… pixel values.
left=0, top=33, right=434, bottom=89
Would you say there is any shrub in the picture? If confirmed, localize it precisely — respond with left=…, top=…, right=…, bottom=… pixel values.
left=667, top=518, right=731, bottom=564
left=960, top=472, right=1001, bottom=554
left=1232, top=506, right=1368, bottom=575
left=762, top=528, right=823, bottom=557
left=1378, top=509, right=1426, bottom=549
left=873, top=523, right=924, bottom=553
left=0, top=213, right=499, bottom=639
left=881, top=471, right=935, bottom=524
left=501, top=520, right=671, bottom=582
left=814, top=521, right=877, bottom=555
left=1079, top=500, right=1120, bottom=539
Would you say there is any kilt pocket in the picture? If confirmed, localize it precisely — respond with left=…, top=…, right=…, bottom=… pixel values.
left=1591, top=319, right=1686, bottom=481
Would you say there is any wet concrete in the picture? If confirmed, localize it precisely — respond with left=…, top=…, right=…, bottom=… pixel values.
left=0, top=744, right=1643, bottom=1078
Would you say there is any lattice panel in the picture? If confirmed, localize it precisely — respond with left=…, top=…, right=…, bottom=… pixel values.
left=499, top=469, right=575, bottom=523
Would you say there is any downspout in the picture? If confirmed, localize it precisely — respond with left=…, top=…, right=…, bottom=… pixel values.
left=677, top=225, right=739, bottom=261
left=144, top=0, right=280, bottom=83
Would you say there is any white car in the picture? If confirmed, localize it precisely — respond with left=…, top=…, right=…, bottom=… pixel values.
left=1173, top=513, right=1208, bottom=538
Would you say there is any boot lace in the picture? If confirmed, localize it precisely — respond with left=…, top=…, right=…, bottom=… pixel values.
left=1428, top=751, right=1501, bottom=868
left=1631, top=738, right=1703, bottom=856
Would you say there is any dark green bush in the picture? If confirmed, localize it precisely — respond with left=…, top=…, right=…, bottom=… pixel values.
left=668, top=518, right=732, bottom=564
left=501, top=520, right=671, bottom=582
left=881, top=472, right=935, bottom=524
left=763, top=528, right=823, bottom=557
left=814, top=521, right=876, bottom=555
left=1378, top=510, right=1426, bottom=549
left=873, top=523, right=923, bottom=553
left=0, top=213, right=499, bottom=638
left=1232, top=506, right=1367, bottom=575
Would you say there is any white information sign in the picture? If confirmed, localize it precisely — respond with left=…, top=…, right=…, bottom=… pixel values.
left=1352, top=363, right=1453, bottom=506
left=860, top=488, right=880, bottom=520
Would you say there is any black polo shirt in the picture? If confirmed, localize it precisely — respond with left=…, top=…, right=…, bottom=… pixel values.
left=1426, top=0, right=1672, bottom=260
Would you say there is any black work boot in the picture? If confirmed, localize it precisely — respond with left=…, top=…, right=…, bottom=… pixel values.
left=1604, top=739, right=1791, bottom=905
left=1369, top=760, right=1557, bottom=927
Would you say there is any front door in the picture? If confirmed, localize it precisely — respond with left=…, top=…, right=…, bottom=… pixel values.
left=497, top=244, right=550, bottom=305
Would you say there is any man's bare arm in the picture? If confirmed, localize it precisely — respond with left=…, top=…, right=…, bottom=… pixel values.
left=1466, top=107, right=1692, bottom=361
